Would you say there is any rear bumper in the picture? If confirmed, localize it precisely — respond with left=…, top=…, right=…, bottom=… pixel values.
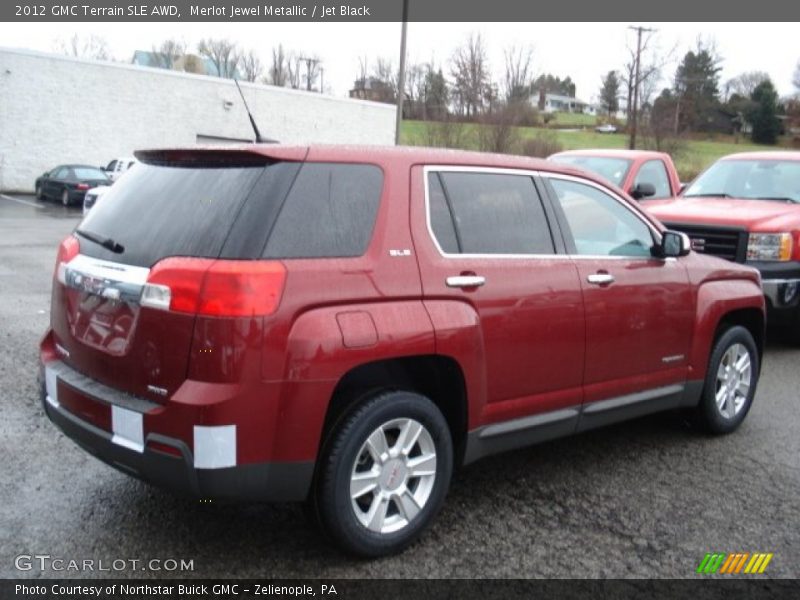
left=40, top=363, right=314, bottom=502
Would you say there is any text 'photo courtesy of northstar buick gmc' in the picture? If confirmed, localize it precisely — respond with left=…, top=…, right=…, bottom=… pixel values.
left=40, top=145, right=765, bottom=556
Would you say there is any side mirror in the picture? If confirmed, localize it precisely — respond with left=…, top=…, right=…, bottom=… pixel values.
left=630, top=182, right=656, bottom=200
left=660, top=230, right=691, bottom=258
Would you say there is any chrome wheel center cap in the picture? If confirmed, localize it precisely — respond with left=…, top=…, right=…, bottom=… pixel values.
left=379, top=458, right=407, bottom=492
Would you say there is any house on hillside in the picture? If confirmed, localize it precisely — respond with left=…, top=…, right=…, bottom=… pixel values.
left=534, top=89, right=597, bottom=115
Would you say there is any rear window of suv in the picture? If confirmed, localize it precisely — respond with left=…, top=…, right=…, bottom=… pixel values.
left=77, top=159, right=383, bottom=267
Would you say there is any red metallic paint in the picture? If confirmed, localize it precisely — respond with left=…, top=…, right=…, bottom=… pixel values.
left=41, top=145, right=765, bottom=475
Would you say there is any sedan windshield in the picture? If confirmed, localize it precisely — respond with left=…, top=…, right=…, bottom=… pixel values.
left=72, top=167, right=108, bottom=180
left=683, top=159, right=800, bottom=203
left=550, top=155, right=632, bottom=187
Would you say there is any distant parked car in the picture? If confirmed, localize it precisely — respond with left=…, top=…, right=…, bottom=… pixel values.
left=103, top=157, right=137, bottom=182
left=35, top=165, right=110, bottom=207
left=82, top=185, right=110, bottom=216
left=595, top=123, right=618, bottom=133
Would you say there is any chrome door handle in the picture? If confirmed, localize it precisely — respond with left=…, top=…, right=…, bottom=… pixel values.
left=587, top=273, right=615, bottom=285
left=446, top=275, right=486, bottom=288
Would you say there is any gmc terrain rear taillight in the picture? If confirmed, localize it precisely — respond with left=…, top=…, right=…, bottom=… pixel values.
left=141, top=258, right=286, bottom=317
left=54, top=235, right=80, bottom=283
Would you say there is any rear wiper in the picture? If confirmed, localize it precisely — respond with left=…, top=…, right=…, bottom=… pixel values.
left=75, top=229, right=125, bottom=254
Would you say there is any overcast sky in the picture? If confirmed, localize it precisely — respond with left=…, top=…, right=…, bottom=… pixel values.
left=1, top=22, right=798, bottom=101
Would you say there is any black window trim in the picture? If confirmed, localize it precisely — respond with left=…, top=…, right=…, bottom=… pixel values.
left=540, top=172, right=670, bottom=262
left=423, top=165, right=564, bottom=259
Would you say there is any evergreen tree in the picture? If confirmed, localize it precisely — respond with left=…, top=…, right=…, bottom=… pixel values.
left=673, top=43, right=722, bottom=131
left=747, top=80, right=781, bottom=145
left=599, top=71, right=620, bottom=116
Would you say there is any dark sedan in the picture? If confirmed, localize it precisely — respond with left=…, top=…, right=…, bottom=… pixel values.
left=35, top=165, right=110, bottom=207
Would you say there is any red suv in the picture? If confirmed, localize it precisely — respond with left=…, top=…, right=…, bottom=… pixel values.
left=40, top=146, right=765, bottom=556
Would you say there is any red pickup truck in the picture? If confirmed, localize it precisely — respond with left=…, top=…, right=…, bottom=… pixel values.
left=646, top=152, right=800, bottom=342
left=40, top=145, right=765, bottom=556
left=550, top=149, right=682, bottom=200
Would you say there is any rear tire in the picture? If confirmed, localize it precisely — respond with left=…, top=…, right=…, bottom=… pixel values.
left=311, top=390, right=452, bottom=557
left=61, top=189, right=70, bottom=207
left=693, top=325, right=759, bottom=434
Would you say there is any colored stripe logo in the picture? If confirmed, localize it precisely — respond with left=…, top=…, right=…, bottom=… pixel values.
left=697, top=552, right=773, bottom=574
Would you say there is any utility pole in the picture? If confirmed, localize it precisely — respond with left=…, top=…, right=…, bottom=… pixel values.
left=319, top=67, right=324, bottom=94
left=628, top=25, right=656, bottom=150
left=395, top=0, right=409, bottom=145
left=299, top=56, right=320, bottom=92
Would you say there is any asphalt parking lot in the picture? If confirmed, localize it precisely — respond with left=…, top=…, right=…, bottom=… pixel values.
left=1, top=193, right=799, bottom=579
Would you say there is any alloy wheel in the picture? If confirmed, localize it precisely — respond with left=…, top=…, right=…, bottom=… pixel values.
left=714, top=343, right=752, bottom=419
left=349, top=418, right=437, bottom=534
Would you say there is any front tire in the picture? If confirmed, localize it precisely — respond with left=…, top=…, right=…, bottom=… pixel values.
left=313, top=390, right=453, bottom=557
left=35, top=185, right=44, bottom=201
left=693, top=325, right=759, bottom=434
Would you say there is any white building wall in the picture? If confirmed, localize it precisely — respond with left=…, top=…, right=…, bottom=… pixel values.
left=0, top=48, right=396, bottom=192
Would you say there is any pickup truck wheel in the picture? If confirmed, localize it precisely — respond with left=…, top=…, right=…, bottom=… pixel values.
left=313, top=390, right=453, bottom=557
left=694, top=325, right=759, bottom=434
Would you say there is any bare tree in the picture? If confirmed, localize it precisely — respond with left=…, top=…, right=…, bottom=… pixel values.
left=150, top=39, right=185, bottom=69
left=357, top=56, right=369, bottom=82
left=238, top=49, right=264, bottom=83
left=503, top=45, right=534, bottom=102
left=450, top=33, right=490, bottom=119
left=724, top=71, right=770, bottom=101
left=404, top=63, right=426, bottom=118
left=55, top=34, right=111, bottom=60
left=286, top=54, right=303, bottom=89
left=372, top=58, right=398, bottom=102
left=269, top=45, right=289, bottom=86
left=620, top=29, right=673, bottom=146
left=197, top=38, right=240, bottom=78
left=298, top=55, right=322, bottom=91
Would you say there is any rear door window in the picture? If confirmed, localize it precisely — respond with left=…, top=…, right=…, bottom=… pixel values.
left=431, top=171, right=555, bottom=255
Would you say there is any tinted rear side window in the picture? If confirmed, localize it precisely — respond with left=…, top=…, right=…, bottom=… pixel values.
left=79, top=163, right=269, bottom=267
left=263, top=163, right=383, bottom=259
left=436, top=172, right=555, bottom=255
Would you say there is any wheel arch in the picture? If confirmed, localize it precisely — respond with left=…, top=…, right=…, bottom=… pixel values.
left=319, top=354, right=470, bottom=468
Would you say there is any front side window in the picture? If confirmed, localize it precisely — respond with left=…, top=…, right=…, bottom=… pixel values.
left=549, top=178, right=654, bottom=257
left=428, top=171, right=555, bottom=255
left=635, top=160, right=671, bottom=198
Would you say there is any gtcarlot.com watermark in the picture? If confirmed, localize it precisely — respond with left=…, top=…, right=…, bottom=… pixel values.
left=14, top=554, right=194, bottom=573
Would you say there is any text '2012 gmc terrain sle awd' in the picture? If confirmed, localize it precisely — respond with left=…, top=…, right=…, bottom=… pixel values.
left=40, top=146, right=765, bottom=556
